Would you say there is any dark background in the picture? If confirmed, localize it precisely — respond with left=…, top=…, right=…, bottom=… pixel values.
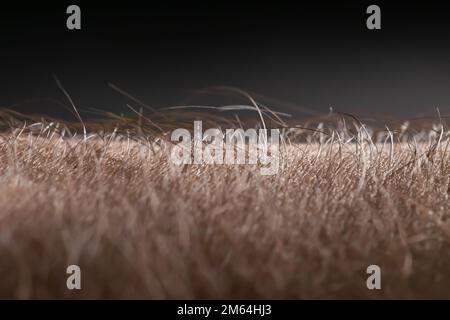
left=1, top=1, right=450, bottom=119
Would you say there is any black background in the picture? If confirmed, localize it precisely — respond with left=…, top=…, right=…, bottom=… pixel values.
left=1, top=1, right=450, bottom=119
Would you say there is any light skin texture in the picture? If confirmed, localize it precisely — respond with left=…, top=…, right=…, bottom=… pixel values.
left=0, top=116, right=449, bottom=299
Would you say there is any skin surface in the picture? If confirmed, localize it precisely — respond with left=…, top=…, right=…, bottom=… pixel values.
left=0, top=118, right=449, bottom=299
